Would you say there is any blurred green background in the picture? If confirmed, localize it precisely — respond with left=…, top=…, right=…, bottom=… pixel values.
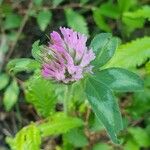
left=0, top=0, right=150, bottom=150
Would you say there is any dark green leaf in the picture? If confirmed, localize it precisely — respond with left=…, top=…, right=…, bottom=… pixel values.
left=93, top=68, right=143, bottom=92
left=90, top=33, right=118, bottom=67
left=85, top=77, right=123, bottom=143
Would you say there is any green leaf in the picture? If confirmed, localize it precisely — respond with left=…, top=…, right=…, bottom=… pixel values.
left=32, top=40, right=43, bottom=61
left=122, top=6, right=150, bottom=34
left=64, top=128, right=88, bottom=147
left=37, top=10, right=52, bottom=31
left=80, top=0, right=89, bottom=4
left=7, top=58, right=40, bottom=74
left=0, top=73, right=9, bottom=90
left=123, top=6, right=150, bottom=20
left=25, top=76, right=56, bottom=117
left=71, top=81, right=86, bottom=104
left=85, top=77, right=123, bottom=143
left=0, top=3, right=13, bottom=15
left=128, top=127, right=150, bottom=147
left=128, top=88, right=150, bottom=118
left=33, top=0, right=43, bottom=6
left=99, top=2, right=120, bottom=19
left=122, top=15, right=145, bottom=34
left=65, top=8, right=89, bottom=35
left=38, top=112, right=83, bottom=137
left=146, top=61, right=150, bottom=74
left=127, top=76, right=150, bottom=118
left=52, top=0, right=64, bottom=7
left=93, top=8, right=111, bottom=32
left=93, top=68, right=143, bottom=92
left=106, top=37, right=150, bottom=69
left=124, top=139, right=139, bottom=150
left=4, top=13, right=22, bottom=29
left=117, top=0, right=137, bottom=12
left=90, top=33, right=118, bottom=67
left=6, top=123, right=41, bottom=150
left=89, top=113, right=105, bottom=132
left=93, top=143, right=112, bottom=150
left=3, top=79, right=19, bottom=111
left=0, top=34, right=9, bottom=53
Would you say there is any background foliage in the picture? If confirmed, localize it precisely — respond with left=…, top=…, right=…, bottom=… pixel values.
left=0, top=0, right=150, bottom=150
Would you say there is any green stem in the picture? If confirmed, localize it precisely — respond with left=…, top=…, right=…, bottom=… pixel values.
left=64, top=84, right=72, bottom=115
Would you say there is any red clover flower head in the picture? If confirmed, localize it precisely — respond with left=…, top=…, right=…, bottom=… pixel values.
left=42, top=27, right=95, bottom=83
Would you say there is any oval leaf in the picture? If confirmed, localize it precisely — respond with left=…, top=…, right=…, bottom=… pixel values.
left=93, top=67, right=144, bottom=92
left=37, top=10, right=52, bottom=31
left=90, top=33, right=118, bottom=67
left=3, top=79, right=19, bottom=111
left=0, top=73, right=9, bottom=90
left=85, top=77, right=123, bottom=143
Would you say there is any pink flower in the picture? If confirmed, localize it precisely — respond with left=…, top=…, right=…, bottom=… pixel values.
left=41, top=27, right=95, bottom=83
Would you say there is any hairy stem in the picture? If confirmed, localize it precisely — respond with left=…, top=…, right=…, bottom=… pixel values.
left=64, top=84, right=72, bottom=115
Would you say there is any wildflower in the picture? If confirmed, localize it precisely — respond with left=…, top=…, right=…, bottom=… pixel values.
left=42, top=27, right=95, bottom=83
